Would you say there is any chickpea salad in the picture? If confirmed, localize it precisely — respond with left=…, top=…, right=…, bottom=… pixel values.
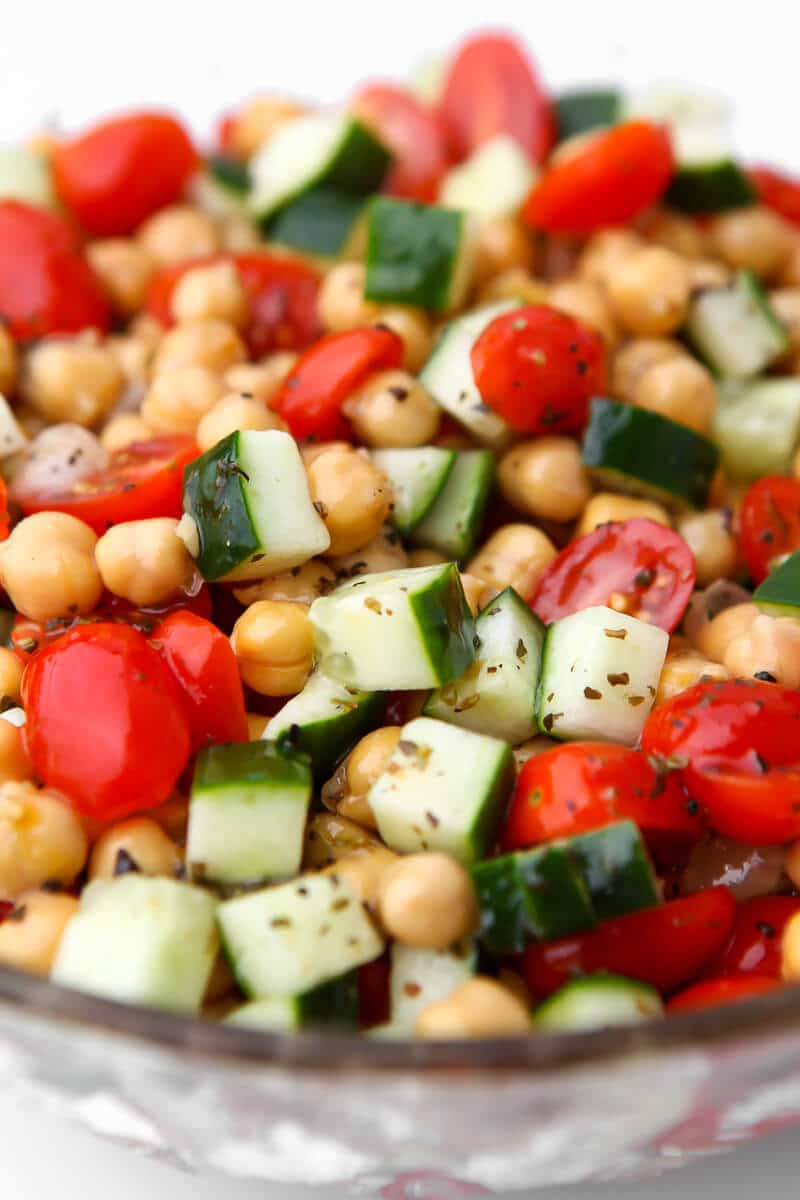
left=1, top=32, right=800, bottom=1040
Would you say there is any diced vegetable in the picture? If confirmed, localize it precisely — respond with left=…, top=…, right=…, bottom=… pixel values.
left=364, top=195, right=476, bottom=312
left=408, top=449, right=494, bottom=561
left=225, top=972, right=359, bottom=1031
left=371, top=447, right=456, bottom=534
left=535, top=973, right=663, bottom=1031
left=712, top=378, right=800, bottom=481
left=684, top=270, right=789, bottom=380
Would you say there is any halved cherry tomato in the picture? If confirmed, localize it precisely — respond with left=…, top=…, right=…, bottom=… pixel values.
left=13, top=436, right=198, bottom=534
left=275, top=326, right=405, bottom=441
left=531, top=518, right=696, bottom=631
left=681, top=766, right=800, bottom=845
left=750, top=166, right=800, bottom=226
left=0, top=901, right=12, bottom=922
left=23, top=623, right=191, bottom=821
left=502, top=742, right=702, bottom=852
left=709, top=896, right=800, bottom=978
left=739, top=476, right=800, bottom=584
left=145, top=252, right=322, bottom=356
left=0, top=478, right=9, bottom=543
left=666, top=974, right=780, bottom=1014
left=523, top=121, right=674, bottom=234
left=52, top=112, right=198, bottom=236
left=439, top=32, right=555, bottom=163
left=524, top=887, right=736, bottom=999
left=216, top=113, right=239, bottom=158
left=353, top=84, right=450, bottom=202
left=151, top=610, right=248, bottom=751
left=0, top=201, right=110, bottom=340
left=470, top=304, right=606, bottom=435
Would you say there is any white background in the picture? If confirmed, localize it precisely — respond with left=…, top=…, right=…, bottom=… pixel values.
left=1, top=0, right=798, bottom=1194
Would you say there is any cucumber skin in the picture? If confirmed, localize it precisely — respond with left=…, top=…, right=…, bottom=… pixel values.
left=409, top=565, right=476, bottom=684
left=666, top=161, right=756, bottom=213
left=754, top=551, right=800, bottom=617
left=263, top=187, right=365, bottom=257
left=183, top=432, right=260, bottom=580
left=554, top=89, right=621, bottom=140
left=274, top=689, right=386, bottom=782
left=194, top=739, right=311, bottom=792
left=567, top=821, right=660, bottom=921
left=208, top=154, right=250, bottom=196
left=581, top=397, right=719, bottom=510
left=365, top=196, right=467, bottom=312
left=409, top=450, right=495, bottom=561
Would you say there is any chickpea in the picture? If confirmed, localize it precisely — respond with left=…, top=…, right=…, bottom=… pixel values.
left=684, top=258, right=731, bottom=292
left=87, top=239, right=154, bottom=315
left=337, top=793, right=378, bottom=830
left=576, top=494, right=671, bottom=537
left=0, top=720, right=33, bottom=785
left=640, top=209, right=708, bottom=260
left=300, top=440, right=351, bottom=467
left=632, top=357, right=717, bottom=435
left=0, top=649, right=22, bottom=705
left=0, top=512, right=102, bottom=621
left=407, top=548, right=448, bottom=568
left=327, top=529, right=408, bottom=578
left=677, top=510, right=738, bottom=587
left=151, top=319, right=246, bottom=376
left=468, top=524, right=557, bottom=599
left=89, top=817, right=182, bottom=880
left=246, top=712, right=269, bottom=740
left=415, top=977, right=531, bottom=1038
left=723, top=613, right=800, bottom=688
left=218, top=213, right=262, bottom=253
left=107, top=335, right=155, bottom=388
left=769, top=289, right=800, bottom=353
left=233, top=557, right=336, bottom=607
left=141, top=365, right=226, bottom=434
left=137, top=205, right=220, bottom=267
left=226, top=94, right=306, bottom=159
left=342, top=369, right=440, bottom=448
left=225, top=354, right=298, bottom=408
left=231, top=600, right=314, bottom=695
left=777, top=236, right=800, bottom=287
left=346, top=727, right=400, bottom=798
left=785, top=840, right=800, bottom=892
left=372, top=307, right=433, bottom=373
left=693, top=602, right=759, bottom=662
left=321, top=847, right=398, bottom=914
left=170, top=260, right=249, bottom=328
left=459, top=572, right=489, bottom=615
left=0, top=324, right=18, bottom=394
left=95, top=518, right=195, bottom=606
left=611, top=338, right=687, bottom=403
left=317, top=263, right=380, bottom=333
left=100, top=412, right=154, bottom=453
left=472, top=215, right=533, bottom=287
left=304, top=811, right=385, bottom=869
left=656, top=651, right=729, bottom=705
left=476, top=268, right=549, bottom=307
left=128, top=313, right=164, bottom=349
left=196, top=393, right=287, bottom=452
left=607, top=247, right=691, bottom=336
left=547, top=278, right=617, bottom=345
left=0, top=782, right=88, bottom=899
left=147, top=793, right=189, bottom=844
left=578, top=229, right=643, bottom=286
left=0, top=890, right=79, bottom=975
left=709, top=207, right=793, bottom=278
left=24, top=337, right=123, bottom=426
left=377, top=853, right=479, bottom=950
left=307, top=446, right=391, bottom=555
left=498, top=438, right=591, bottom=523
left=783, top=911, right=800, bottom=983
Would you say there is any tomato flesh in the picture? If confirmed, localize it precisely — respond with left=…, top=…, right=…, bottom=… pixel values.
left=354, top=84, right=449, bottom=202
left=531, top=518, right=696, bottom=631
left=739, top=475, right=800, bottom=584
left=13, top=437, right=198, bottom=534
left=275, top=327, right=405, bottom=441
left=470, top=304, right=606, bottom=435
left=23, top=623, right=191, bottom=821
left=524, top=887, right=736, bottom=998
left=709, top=896, right=800, bottom=978
left=666, top=974, right=781, bottom=1014
left=523, top=121, right=674, bottom=234
left=750, top=166, right=800, bottom=226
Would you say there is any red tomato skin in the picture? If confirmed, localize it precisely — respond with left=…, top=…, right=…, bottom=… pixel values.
left=439, top=32, right=555, bottom=163
left=666, top=974, right=781, bottom=1014
left=739, top=476, right=800, bottom=584
left=14, top=436, right=198, bottom=534
left=470, top=304, right=606, bottom=435
left=502, top=742, right=702, bottom=852
left=0, top=201, right=110, bottom=340
left=531, top=518, right=696, bottom=632
left=275, top=327, right=405, bottom=441
left=750, top=166, right=800, bottom=226
left=52, top=112, right=198, bottom=236
left=23, top=623, right=191, bottom=821
left=0, top=478, right=9, bottom=543
left=151, top=611, right=248, bottom=751
left=682, top=765, right=800, bottom=845
left=523, top=121, right=674, bottom=234
left=524, top=887, right=737, bottom=998
left=353, top=84, right=450, bottom=202
left=710, top=896, right=800, bottom=978
left=358, top=955, right=391, bottom=1029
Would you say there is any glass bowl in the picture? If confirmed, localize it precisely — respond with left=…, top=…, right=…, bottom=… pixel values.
left=3, top=965, right=800, bottom=1196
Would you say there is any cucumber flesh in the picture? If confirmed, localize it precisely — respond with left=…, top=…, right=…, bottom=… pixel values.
left=371, top=447, right=456, bottom=533
left=439, top=135, right=537, bottom=217
left=225, top=971, right=359, bottom=1030
left=409, top=449, right=495, bottom=561
left=535, top=973, right=663, bottom=1032
left=0, top=146, right=56, bottom=208
left=712, top=378, right=800, bottom=482
left=389, top=941, right=476, bottom=1029
left=684, top=270, right=789, bottom=380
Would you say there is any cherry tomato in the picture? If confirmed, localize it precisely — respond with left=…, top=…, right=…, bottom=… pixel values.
left=275, top=326, right=405, bottom=441
left=666, top=974, right=781, bottom=1014
left=439, top=32, right=555, bottom=164
left=739, top=476, right=800, bottom=584
left=750, top=166, right=800, bottom=226
left=531, top=519, right=696, bottom=631
left=23, top=623, right=191, bottom=821
left=151, top=610, right=248, bottom=751
left=358, top=955, right=391, bottom=1029
left=0, top=901, right=12, bottom=922
left=145, top=252, right=322, bottom=356
left=52, top=112, right=198, bottom=236
left=470, top=304, right=606, bottom=435
left=353, top=84, right=450, bottom=202
left=502, top=742, right=702, bottom=852
left=681, top=766, right=800, bottom=845
left=0, top=201, right=110, bottom=340
left=13, top=436, right=198, bottom=534
left=710, top=896, right=800, bottom=978
left=216, top=113, right=239, bottom=158
left=523, top=121, right=674, bottom=234
left=0, top=478, right=9, bottom=543
left=524, top=887, right=736, bottom=999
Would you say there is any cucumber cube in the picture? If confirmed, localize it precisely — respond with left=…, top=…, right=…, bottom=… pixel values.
left=567, top=820, right=660, bottom=920
left=389, top=941, right=476, bottom=1029
left=754, top=550, right=800, bottom=616
left=371, top=447, right=456, bottom=534
left=365, top=196, right=475, bottom=313
left=224, top=971, right=359, bottom=1031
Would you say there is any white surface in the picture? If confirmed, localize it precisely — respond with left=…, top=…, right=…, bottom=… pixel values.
left=1, top=0, right=798, bottom=1195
